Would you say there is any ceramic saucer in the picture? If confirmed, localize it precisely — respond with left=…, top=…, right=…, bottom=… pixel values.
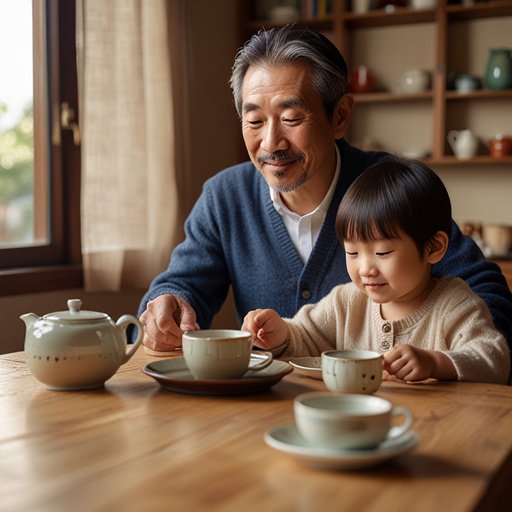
left=264, top=424, right=418, bottom=470
left=288, top=357, right=322, bottom=380
left=142, top=356, right=292, bottom=395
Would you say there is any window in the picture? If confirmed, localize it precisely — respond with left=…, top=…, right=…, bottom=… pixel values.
left=0, top=0, right=82, bottom=295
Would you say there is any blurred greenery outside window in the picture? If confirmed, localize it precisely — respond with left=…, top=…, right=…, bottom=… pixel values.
left=0, top=0, right=82, bottom=295
left=0, top=0, right=41, bottom=248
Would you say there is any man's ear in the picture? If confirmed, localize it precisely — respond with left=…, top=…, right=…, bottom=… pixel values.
left=332, top=94, right=354, bottom=140
left=426, top=231, right=449, bottom=264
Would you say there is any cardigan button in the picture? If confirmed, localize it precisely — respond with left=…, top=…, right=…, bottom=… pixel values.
left=380, top=341, right=391, bottom=350
left=301, top=289, right=312, bottom=300
left=382, top=322, right=392, bottom=333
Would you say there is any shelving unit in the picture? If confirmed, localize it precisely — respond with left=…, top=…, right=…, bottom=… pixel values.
left=241, top=0, right=512, bottom=166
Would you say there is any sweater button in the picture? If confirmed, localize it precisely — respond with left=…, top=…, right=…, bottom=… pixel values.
left=301, top=289, right=312, bottom=299
left=382, top=322, right=391, bottom=333
left=380, top=341, right=391, bottom=350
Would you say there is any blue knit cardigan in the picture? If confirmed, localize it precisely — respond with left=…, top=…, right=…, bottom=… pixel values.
left=138, top=140, right=512, bottom=354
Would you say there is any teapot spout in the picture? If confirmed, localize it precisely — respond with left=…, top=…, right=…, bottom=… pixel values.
left=20, top=313, right=40, bottom=330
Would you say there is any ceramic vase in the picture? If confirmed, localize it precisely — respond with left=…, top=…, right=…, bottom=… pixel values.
left=485, top=48, right=512, bottom=90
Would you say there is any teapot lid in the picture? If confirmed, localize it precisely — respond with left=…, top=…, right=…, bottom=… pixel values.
left=43, top=299, right=109, bottom=322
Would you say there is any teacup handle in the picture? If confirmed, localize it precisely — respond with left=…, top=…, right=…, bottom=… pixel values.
left=247, top=351, right=273, bottom=373
left=116, top=314, right=144, bottom=365
left=387, top=406, right=413, bottom=441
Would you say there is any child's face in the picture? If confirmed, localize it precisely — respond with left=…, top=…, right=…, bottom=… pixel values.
left=344, top=232, right=433, bottom=314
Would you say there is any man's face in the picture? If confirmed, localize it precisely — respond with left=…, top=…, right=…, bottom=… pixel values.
left=240, top=62, right=349, bottom=195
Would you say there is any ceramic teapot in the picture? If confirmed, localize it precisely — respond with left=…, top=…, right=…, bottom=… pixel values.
left=447, top=129, right=479, bottom=159
left=21, top=299, right=144, bottom=390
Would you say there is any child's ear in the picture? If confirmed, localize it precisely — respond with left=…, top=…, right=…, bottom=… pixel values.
left=426, top=231, right=449, bottom=264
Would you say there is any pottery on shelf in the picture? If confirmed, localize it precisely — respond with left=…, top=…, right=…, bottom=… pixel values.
left=485, top=48, right=512, bottom=90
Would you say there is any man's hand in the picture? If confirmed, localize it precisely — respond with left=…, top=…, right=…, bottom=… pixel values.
left=140, top=294, right=197, bottom=353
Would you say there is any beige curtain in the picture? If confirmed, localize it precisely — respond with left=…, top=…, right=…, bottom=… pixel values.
left=76, top=0, right=190, bottom=291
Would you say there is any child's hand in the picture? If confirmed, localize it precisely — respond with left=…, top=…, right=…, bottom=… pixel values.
left=383, top=345, right=435, bottom=381
left=242, top=309, right=289, bottom=350
left=383, top=345, right=457, bottom=382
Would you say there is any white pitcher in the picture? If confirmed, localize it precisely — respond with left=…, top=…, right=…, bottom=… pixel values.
left=447, top=129, right=479, bottom=159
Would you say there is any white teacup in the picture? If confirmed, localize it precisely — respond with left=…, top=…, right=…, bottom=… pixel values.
left=294, top=392, right=413, bottom=450
left=322, top=350, right=383, bottom=394
left=182, top=329, right=273, bottom=380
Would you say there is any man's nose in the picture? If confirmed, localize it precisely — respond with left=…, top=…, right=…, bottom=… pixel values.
left=261, top=121, right=286, bottom=153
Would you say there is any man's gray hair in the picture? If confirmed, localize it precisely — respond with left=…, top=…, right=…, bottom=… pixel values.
left=229, top=25, right=349, bottom=121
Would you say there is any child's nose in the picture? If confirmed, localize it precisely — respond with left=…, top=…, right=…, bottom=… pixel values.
left=359, top=257, right=377, bottom=276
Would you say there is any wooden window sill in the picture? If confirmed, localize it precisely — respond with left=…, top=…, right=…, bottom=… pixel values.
left=0, top=265, right=83, bottom=296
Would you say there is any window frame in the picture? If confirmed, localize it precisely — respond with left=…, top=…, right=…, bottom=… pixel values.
left=0, top=0, right=82, bottom=295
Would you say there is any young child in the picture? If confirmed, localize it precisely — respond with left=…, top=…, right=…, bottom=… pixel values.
left=242, top=157, right=510, bottom=384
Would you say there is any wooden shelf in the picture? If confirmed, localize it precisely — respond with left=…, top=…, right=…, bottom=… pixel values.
left=429, top=155, right=512, bottom=166
left=242, top=1, right=512, bottom=169
left=353, top=88, right=512, bottom=103
left=352, top=91, right=433, bottom=102
left=445, top=89, right=512, bottom=101
left=446, top=0, right=512, bottom=21
left=343, top=7, right=436, bottom=27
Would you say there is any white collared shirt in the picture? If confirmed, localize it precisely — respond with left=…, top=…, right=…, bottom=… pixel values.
left=270, top=145, right=341, bottom=263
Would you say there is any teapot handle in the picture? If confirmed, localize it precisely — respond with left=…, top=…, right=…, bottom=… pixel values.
left=447, top=130, right=458, bottom=144
left=116, top=314, right=144, bottom=364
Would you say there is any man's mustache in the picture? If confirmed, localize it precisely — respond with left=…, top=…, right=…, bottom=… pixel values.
left=257, top=151, right=305, bottom=165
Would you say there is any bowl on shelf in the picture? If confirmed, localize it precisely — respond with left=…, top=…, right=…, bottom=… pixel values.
left=454, top=74, right=481, bottom=93
left=398, top=69, right=431, bottom=94
left=488, top=134, right=512, bottom=158
left=349, top=65, right=377, bottom=93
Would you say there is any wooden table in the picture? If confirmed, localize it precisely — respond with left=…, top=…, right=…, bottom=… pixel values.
left=1, top=350, right=511, bottom=512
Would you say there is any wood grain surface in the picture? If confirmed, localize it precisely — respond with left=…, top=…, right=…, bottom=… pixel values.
left=1, top=350, right=511, bottom=512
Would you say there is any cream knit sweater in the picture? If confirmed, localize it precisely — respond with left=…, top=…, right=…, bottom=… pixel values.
left=284, top=276, right=510, bottom=384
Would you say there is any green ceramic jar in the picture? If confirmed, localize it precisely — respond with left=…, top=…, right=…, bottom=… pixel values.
left=485, top=48, right=512, bottom=90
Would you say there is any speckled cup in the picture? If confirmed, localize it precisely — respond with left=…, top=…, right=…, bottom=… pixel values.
left=322, top=350, right=383, bottom=394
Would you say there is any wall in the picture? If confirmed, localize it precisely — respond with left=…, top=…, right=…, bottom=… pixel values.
left=180, top=0, right=241, bottom=330
left=181, top=0, right=245, bottom=208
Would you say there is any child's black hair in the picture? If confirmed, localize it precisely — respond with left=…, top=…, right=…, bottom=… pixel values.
left=335, top=156, right=452, bottom=256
